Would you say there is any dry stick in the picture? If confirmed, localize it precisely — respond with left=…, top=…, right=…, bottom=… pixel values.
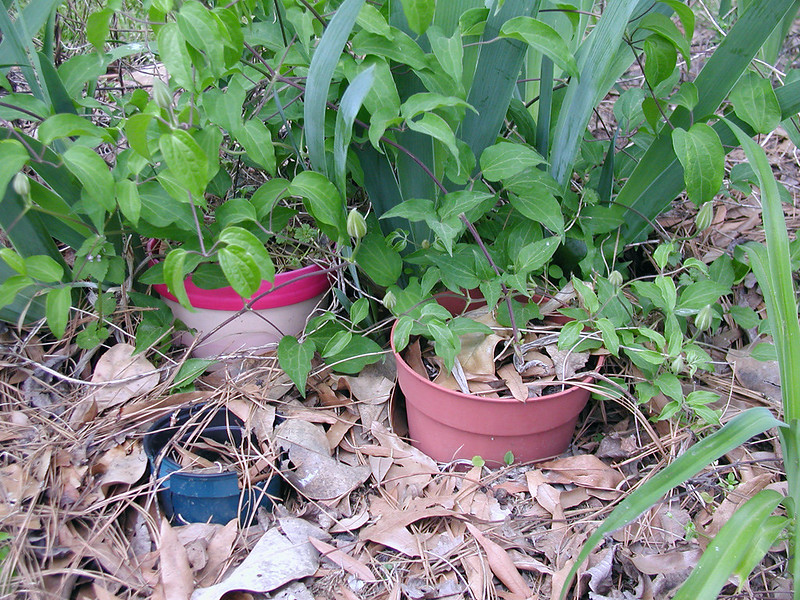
left=458, top=213, right=524, bottom=368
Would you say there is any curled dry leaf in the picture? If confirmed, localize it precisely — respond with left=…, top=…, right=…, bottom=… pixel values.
left=307, top=537, right=377, bottom=582
left=191, top=528, right=318, bottom=600
left=544, top=345, right=588, bottom=381
left=159, top=518, right=194, bottom=600
left=87, top=344, right=160, bottom=411
left=93, top=440, right=148, bottom=491
left=465, top=523, right=533, bottom=599
left=497, top=364, right=528, bottom=402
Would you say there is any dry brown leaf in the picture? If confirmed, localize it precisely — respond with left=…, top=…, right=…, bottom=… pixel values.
left=307, top=537, right=377, bottom=582
left=159, top=518, right=194, bottom=600
left=88, top=344, right=160, bottom=410
left=198, top=519, right=238, bottom=586
left=466, top=523, right=533, bottom=599
left=539, top=455, right=623, bottom=493
left=462, top=552, right=486, bottom=600
left=94, top=440, right=148, bottom=491
left=629, top=548, right=702, bottom=575
left=191, top=527, right=318, bottom=600
left=544, top=345, right=589, bottom=381
left=497, top=364, right=528, bottom=401
left=459, top=332, right=505, bottom=376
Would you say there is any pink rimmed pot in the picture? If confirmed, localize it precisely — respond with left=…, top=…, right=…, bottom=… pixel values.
left=391, top=293, right=603, bottom=466
left=153, top=265, right=329, bottom=359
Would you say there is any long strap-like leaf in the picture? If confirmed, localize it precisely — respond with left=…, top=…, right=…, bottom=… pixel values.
left=304, top=0, right=365, bottom=177
left=549, top=0, right=639, bottom=187
left=617, top=0, right=798, bottom=243
left=561, top=407, right=783, bottom=599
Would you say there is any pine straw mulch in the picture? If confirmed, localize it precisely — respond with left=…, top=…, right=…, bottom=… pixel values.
left=0, top=196, right=794, bottom=600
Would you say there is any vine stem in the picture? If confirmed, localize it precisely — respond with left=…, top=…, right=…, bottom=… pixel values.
left=458, top=213, right=525, bottom=369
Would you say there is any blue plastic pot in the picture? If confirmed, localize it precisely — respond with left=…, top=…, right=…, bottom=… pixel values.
left=144, top=405, right=281, bottom=524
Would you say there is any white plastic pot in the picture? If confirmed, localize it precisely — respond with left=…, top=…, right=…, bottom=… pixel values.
left=153, top=264, right=329, bottom=358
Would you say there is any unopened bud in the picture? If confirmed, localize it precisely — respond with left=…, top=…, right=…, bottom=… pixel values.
left=383, top=290, right=397, bottom=311
left=346, top=209, right=367, bottom=240
left=671, top=355, right=685, bottom=374
left=12, top=173, right=30, bottom=197
left=608, top=270, right=623, bottom=288
left=151, top=79, right=172, bottom=111
left=695, top=304, right=714, bottom=331
left=695, top=201, right=713, bottom=232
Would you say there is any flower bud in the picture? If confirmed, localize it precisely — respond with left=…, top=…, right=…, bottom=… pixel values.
left=151, top=79, right=172, bottom=111
left=695, top=304, right=714, bottom=331
left=346, top=209, right=367, bottom=240
left=671, top=355, right=685, bottom=374
left=12, top=173, right=30, bottom=197
left=382, top=290, right=397, bottom=311
left=608, top=270, right=623, bottom=288
left=695, top=201, right=713, bottom=232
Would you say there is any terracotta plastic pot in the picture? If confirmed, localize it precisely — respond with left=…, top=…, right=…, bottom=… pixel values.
left=392, top=293, right=602, bottom=465
left=152, top=263, right=329, bottom=358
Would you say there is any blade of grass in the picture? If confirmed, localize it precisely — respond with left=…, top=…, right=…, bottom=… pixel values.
left=726, top=118, right=800, bottom=421
left=561, top=407, right=783, bottom=599
left=304, top=0, right=365, bottom=177
left=549, top=0, right=639, bottom=186
left=672, top=490, right=784, bottom=600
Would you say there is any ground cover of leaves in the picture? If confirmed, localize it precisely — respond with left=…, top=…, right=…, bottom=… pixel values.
left=0, top=245, right=791, bottom=600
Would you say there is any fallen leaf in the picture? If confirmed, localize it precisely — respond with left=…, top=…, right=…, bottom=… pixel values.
left=544, top=344, right=589, bottom=381
left=466, top=523, right=532, bottom=599
left=87, top=344, right=160, bottom=411
left=191, top=527, right=318, bottom=600
left=197, top=520, right=238, bottom=586
left=497, top=364, right=528, bottom=401
left=159, top=518, right=194, bottom=600
left=727, top=348, right=781, bottom=404
left=629, top=548, right=702, bottom=575
left=94, top=440, right=148, bottom=491
left=307, top=537, right=377, bottom=582
left=538, top=455, right=623, bottom=494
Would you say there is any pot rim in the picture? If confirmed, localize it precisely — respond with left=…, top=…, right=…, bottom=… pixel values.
left=390, top=313, right=604, bottom=406
left=146, top=240, right=331, bottom=310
